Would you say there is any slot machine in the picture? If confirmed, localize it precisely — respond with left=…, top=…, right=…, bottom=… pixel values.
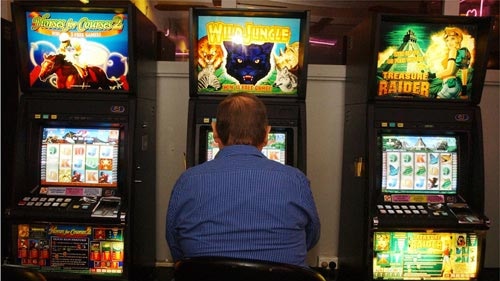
left=185, top=8, right=310, bottom=172
left=4, top=1, right=157, bottom=280
left=338, top=14, right=493, bottom=281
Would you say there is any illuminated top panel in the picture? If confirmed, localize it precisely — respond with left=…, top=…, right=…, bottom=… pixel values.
left=190, top=8, right=309, bottom=98
left=24, top=11, right=129, bottom=92
left=375, top=16, right=491, bottom=102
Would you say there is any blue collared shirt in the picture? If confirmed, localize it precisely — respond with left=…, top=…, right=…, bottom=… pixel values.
left=166, top=145, right=320, bottom=268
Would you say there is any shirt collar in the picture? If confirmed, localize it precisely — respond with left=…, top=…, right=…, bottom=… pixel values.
left=215, top=145, right=265, bottom=159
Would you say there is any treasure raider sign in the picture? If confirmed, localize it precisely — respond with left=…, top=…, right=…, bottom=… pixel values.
left=377, top=21, right=481, bottom=100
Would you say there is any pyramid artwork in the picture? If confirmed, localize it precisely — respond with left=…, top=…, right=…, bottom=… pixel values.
left=378, top=29, right=430, bottom=74
left=377, top=28, right=433, bottom=97
left=414, top=137, right=427, bottom=150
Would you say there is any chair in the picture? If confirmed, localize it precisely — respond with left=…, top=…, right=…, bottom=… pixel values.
left=1, top=264, right=47, bottom=281
left=174, top=256, right=327, bottom=281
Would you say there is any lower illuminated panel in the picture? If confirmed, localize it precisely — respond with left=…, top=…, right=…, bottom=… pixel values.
left=16, top=223, right=124, bottom=275
left=373, top=231, right=481, bottom=280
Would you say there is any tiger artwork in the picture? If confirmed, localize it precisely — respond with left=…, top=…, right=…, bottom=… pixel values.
left=197, top=36, right=223, bottom=70
left=197, top=36, right=224, bottom=91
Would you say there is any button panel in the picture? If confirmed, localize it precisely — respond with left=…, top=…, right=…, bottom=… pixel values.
left=376, top=203, right=448, bottom=216
left=17, top=196, right=94, bottom=211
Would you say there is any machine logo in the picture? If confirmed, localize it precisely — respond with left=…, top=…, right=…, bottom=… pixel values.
left=455, top=113, right=470, bottom=121
left=110, top=105, right=126, bottom=113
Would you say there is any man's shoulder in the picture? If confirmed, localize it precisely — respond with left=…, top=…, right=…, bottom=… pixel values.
left=179, top=156, right=307, bottom=181
left=262, top=160, right=308, bottom=180
left=180, top=160, right=220, bottom=177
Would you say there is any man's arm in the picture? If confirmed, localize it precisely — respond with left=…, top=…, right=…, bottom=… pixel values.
left=165, top=181, right=184, bottom=262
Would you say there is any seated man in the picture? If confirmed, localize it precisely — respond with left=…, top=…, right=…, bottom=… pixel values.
left=166, top=92, right=320, bottom=268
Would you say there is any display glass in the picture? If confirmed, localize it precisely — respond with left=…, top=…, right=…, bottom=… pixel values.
left=206, top=131, right=287, bottom=165
left=190, top=8, right=309, bottom=97
left=41, top=127, right=119, bottom=189
left=373, top=231, right=480, bottom=280
left=376, top=15, right=491, bottom=101
left=17, top=223, right=124, bottom=275
left=381, top=135, right=458, bottom=194
left=19, top=9, right=129, bottom=92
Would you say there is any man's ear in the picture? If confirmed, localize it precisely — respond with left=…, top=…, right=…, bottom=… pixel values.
left=260, top=126, right=271, bottom=148
left=211, top=122, right=222, bottom=146
left=211, top=122, right=217, bottom=138
left=266, top=125, right=271, bottom=135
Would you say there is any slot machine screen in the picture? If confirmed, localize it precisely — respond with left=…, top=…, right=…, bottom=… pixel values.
left=198, top=126, right=295, bottom=167
left=189, top=8, right=310, bottom=98
left=380, top=135, right=458, bottom=194
left=206, top=131, right=287, bottom=165
left=373, top=231, right=481, bottom=280
left=41, top=127, right=120, bottom=189
left=11, top=2, right=131, bottom=94
left=374, top=14, right=492, bottom=103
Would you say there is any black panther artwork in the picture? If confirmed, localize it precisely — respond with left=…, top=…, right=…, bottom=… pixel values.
left=223, top=41, right=274, bottom=84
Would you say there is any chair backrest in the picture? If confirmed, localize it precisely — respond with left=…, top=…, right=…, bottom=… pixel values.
left=1, top=264, right=47, bottom=281
left=174, top=256, right=327, bottom=281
